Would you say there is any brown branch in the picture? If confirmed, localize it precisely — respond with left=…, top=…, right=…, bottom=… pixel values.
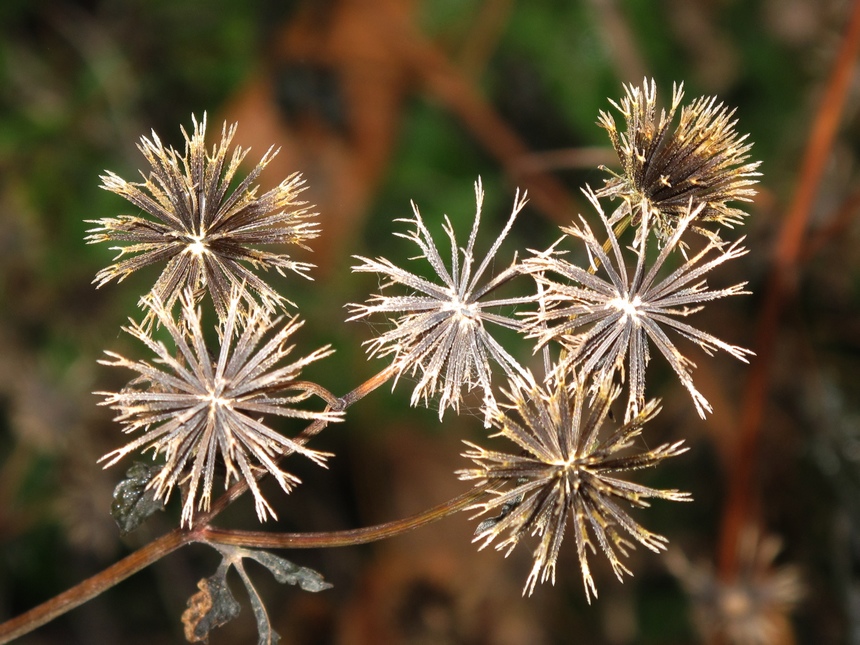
left=0, top=530, right=193, bottom=644
left=717, top=0, right=860, bottom=577
left=0, top=475, right=487, bottom=643
left=587, top=0, right=649, bottom=83
left=380, top=13, right=579, bottom=226
left=458, top=0, right=515, bottom=78
left=201, top=483, right=488, bottom=550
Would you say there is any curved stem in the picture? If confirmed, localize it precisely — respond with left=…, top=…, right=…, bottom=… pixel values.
left=0, top=530, right=194, bottom=645
left=336, top=362, right=399, bottom=410
left=0, top=364, right=401, bottom=643
left=0, top=482, right=488, bottom=643
left=193, top=364, right=398, bottom=526
left=286, top=380, right=341, bottom=408
left=200, top=483, right=489, bottom=550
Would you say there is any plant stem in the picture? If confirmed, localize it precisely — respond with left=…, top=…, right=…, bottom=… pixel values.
left=193, top=363, right=399, bottom=526
left=200, top=483, right=488, bottom=549
left=0, top=530, right=193, bottom=645
left=0, top=482, right=487, bottom=643
left=0, top=363, right=411, bottom=642
left=716, top=0, right=860, bottom=578
left=335, top=362, right=400, bottom=410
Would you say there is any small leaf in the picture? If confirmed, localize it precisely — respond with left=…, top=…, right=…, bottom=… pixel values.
left=244, top=549, right=333, bottom=593
left=185, top=544, right=333, bottom=644
left=182, top=567, right=241, bottom=643
left=110, top=462, right=164, bottom=534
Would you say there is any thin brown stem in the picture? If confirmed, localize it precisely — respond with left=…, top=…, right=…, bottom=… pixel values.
left=0, top=364, right=401, bottom=642
left=457, top=0, right=514, bottom=78
left=336, top=362, right=400, bottom=410
left=287, top=380, right=340, bottom=407
left=0, top=477, right=486, bottom=643
left=717, top=0, right=860, bottom=578
left=200, top=483, right=489, bottom=550
left=192, top=364, right=398, bottom=527
left=0, top=530, right=193, bottom=644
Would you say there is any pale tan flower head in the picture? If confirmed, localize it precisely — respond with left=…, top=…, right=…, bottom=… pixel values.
left=523, top=188, right=752, bottom=420
left=88, top=114, right=319, bottom=321
left=459, top=369, right=690, bottom=600
left=348, top=179, right=536, bottom=421
left=98, top=289, right=342, bottom=526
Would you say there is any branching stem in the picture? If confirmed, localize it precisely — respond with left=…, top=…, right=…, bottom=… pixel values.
left=200, top=483, right=489, bottom=550
left=0, top=363, right=470, bottom=643
left=0, top=531, right=193, bottom=644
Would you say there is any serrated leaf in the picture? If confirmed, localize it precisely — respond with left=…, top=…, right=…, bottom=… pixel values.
left=110, top=462, right=165, bottom=534
left=182, top=566, right=242, bottom=643
left=243, top=549, right=333, bottom=593
left=184, top=544, right=332, bottom=644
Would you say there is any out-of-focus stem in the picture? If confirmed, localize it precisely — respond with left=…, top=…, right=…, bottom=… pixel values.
left=717, top=0, right=860, bottom=577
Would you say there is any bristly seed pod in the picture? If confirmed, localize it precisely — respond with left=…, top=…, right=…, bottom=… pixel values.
left=459, top=369, right=690, bottom=600
left=88, top=114, right=319, bottom=322
left=97, top=289, right=342, bottom=527
left=596, top=78, right=760, bottom=246
left=522, top=188, right=752, bottom=420
left=348, top=179, right=537, bottom=422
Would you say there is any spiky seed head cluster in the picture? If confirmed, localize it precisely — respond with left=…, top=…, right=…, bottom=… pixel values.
left=89, top=76, right=760, bottom=601
left=596, top=78, right=760, bottom=246
left=348, top=179, right=536, bottom=421
left=98, top=290, right=342, bottom=527
left=92, top=116, right=341, bottom=528
left=349, top=79, right=757, bottom=596
left=446, top=81, right=756, bottom=596
left=87, top=113, right=319, bottom=322
left=458, top=370, right=690, bottom=600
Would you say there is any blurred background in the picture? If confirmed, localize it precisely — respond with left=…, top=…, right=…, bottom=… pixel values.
left=1, top=0, right=858, bottom=643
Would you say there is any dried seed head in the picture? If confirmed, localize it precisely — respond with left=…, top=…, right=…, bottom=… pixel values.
left=348, top=179, right=536, bottom=421
left=459, top=370, right=690, bottom=600
left=523, top=188, right=752, bottom=420
left=97, top=289, right=342, bottom=526
left=597, top=79, right=760, bottom=245
left=88, top=114, right=319, bottom=321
